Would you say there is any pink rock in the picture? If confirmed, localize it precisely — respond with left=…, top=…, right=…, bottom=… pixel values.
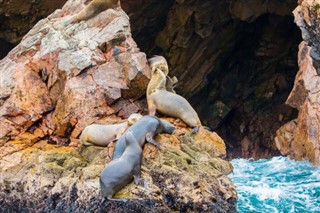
left=0, top=0, right=150, bottom=146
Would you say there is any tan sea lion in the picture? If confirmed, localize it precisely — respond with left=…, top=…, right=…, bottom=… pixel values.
left=79, top=113, right=142, bottom=147
left=71, top=0, right=119, bottom=23
left=148, top=89, right=202, bottom=128
left=146, top=67, right=201, bottom=129
left=112, top=115, right=175, bottom=160
left=100, top=130, right=143, bottom=200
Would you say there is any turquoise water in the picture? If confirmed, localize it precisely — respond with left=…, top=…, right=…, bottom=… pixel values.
left=229, top=157, right=320, bottom=213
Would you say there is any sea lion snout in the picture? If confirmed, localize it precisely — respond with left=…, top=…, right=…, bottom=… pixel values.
left=160, top=119, right=176, bottom=134
left=148, top=55, right=169, bottom=75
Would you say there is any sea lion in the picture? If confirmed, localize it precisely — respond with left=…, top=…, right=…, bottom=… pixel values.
left=79, top=113, right=142, bottom=147
left=71, top=0, right=119, bottom=23
left=146, top=67, right=201, bottom=129
left=148, top=89, right=202, bottom=128
left=100, top=130, right=143, bottom=200
left=112, top=115, right=175, bottom=160
left=147, top=55, right=178, bottom=94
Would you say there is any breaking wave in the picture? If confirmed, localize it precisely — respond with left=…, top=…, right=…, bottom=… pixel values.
left=229, top=156, right=320, bottom=213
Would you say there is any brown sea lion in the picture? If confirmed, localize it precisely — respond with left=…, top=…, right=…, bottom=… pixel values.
left=100, top=130, right=143, bottom=200
left=79, top=113, right=142, bottom=147
left=71, top=0, right=119, bottom=23
left=112, top=115, right=175, bottom=160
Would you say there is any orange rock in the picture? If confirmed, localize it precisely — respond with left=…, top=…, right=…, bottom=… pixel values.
left=192, top=127, right=226, bottom=158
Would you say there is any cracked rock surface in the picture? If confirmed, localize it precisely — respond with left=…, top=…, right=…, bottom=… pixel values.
left=0, top=0, right=237, bottom=212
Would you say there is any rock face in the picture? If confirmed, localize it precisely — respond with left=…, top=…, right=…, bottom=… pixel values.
left=0, top=0, right=302, bottom=159
left=0, top=0, right=237, bottom=212
left=275, top=0, right=320, bottom=165
left=0, top=0, right=151, bottom=146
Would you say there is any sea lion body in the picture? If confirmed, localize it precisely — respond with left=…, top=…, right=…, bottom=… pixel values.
left=148, top=89, right=201, bottom=127
left=112, top=115, right=175, bottom=160
left=80, top=113, right=142, bottom=147
left=100, top=131, right=142, bottom=199
left=146, top=57, right=201, bottom=128
left=71, top=0, right=119, bottom=23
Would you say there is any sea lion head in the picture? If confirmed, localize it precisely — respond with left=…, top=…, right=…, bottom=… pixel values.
left=99, top=176, right=114, bottom=199
left=159, top=119, right=176, bottom=134
left=148, top=55, right=169, bottom=76
left=127, top=113, right=143, bottom=125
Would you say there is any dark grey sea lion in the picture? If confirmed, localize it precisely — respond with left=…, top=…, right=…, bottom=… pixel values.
left=112, top=115, right=175, bottom=160
left=100, top=131, right=143, bottom=200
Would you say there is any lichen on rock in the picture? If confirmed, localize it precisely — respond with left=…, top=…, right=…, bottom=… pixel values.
left=0, top=129, right=237, bottom=212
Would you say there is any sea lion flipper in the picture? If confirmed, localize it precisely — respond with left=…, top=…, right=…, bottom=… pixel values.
left=191, top=126, right=200, bottom=134
left=191, top=126, right=211, bottom=134
left=111, top=138, right=118, bottom=143
left=145, top=132, right=161, bottom=148
left=133, top=175, right=145, bottom=186
left=147, top=98, right=157, bottom=116
left=203, top=126, right=211, bottom=131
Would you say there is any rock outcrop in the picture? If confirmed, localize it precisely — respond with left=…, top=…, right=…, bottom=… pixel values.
left=0, top=0, right=237, bottom=212
left=0, top=0, right=302, bottom=159
left=0, top=0, right=150, bottom=146
left=0, top=127, right=237, bottom=212
left=275, top=0, right=320, bottom=165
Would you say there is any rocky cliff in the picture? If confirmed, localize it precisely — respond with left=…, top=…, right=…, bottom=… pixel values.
left=0, top=0, right=237, bottom=212
left=275, top=0, right=320, bottom=165
left=0, top=0, right=303, bottom=160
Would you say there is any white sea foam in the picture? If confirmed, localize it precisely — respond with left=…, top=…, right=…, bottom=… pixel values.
left=230, top=156, right=320, bottom=213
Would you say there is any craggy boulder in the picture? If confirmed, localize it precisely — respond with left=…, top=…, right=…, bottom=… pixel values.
left=0, top=125, right=237, bottom=212
left=275, top=0, right=320, bottom=165
left=0, top=0, right=150, bottom=146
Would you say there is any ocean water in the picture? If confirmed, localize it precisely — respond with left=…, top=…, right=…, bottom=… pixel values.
left=229, top=156, right=320, bottom=213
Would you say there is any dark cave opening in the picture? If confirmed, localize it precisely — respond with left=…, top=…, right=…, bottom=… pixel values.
left=130, top=2, right=301, bottom=159
left=193, top=14, right=301, bottom=159
left=0, top=39, right=15, bottom=60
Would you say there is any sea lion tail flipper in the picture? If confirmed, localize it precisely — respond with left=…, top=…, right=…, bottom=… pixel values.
left=191, top=126, right=211, bottom=134
left=191, top=126, right=200, bottom=134
left=203, top=126, right=211, bottom=131
left=145, top=132, right=161, bottom=148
